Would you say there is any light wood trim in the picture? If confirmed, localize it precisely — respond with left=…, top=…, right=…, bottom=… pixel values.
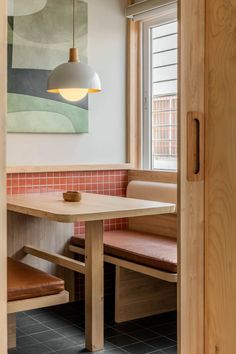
left=69, top=245, right=85, bottom=255
left=115, top=267, right=177, bottom=323
left=205, top=1, right=236, bottom=353
left=179, top=0, right=205, bottom=353
left=7, top=315, right=16, bottom=349
left=7, top=192, right=176, bottom=223
left=106, top=255, right=177, bottom=283
left=24, top=245, right=85, bottom=274
left=69, top=245, right=177, bottom=283
left=128, top=169, right=177, bottom=183
left=187, top=111, right=205, bottom=182
left=0, top=0, right=7, bottom=351
left=7, top=291, right=69, bottom=315
left=136, top=23, right=142, bottom=168
left=126, top=0, right=142, bottom=168
left=7, top=163, right=133, bottom=174
left=126, top=19, right=139, bottom=167
left=85, top=220, right=104, bottom=352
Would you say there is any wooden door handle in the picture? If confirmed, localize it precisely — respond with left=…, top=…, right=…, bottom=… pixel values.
left=187, top=111, right=205, bottom=181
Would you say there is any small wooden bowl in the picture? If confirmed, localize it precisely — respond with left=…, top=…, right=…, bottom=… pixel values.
left=63, top=191, right=81, bottom=202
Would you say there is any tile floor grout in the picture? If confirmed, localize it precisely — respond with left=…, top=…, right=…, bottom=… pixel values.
left=9, top=300, right=177, bottom=354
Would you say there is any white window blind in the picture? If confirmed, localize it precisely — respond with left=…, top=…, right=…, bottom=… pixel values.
left=126, top=0, right=176, bottom=21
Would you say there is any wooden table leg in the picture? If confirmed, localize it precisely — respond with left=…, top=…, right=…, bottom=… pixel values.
left=8, top=314, right=16, bottom=349
left=85, top=220, right=104, bottom=352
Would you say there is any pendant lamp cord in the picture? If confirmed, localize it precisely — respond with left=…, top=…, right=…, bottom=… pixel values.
left=72, top=0, right=75, bottom=48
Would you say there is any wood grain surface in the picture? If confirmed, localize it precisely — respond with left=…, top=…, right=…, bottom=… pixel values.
left=7, top=192, right=176, bottom=223
left=205, top=0, right=236, bottom=353
left=179, top=0, right=205, bottom=353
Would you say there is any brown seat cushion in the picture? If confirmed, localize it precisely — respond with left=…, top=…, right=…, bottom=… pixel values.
left=8, top=258, right=65, bottom=302
left=71, top=230, right=177, bottom=273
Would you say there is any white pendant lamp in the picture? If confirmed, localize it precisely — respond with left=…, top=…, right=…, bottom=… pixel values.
left=47, top=0, right=101, bottom=102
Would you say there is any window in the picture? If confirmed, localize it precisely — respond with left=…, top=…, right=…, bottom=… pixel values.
left=143, top=11, right=178, bottom=171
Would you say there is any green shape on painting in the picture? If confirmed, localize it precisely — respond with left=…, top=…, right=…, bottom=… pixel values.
left=8, top=111, right=77, bottom=133
left=8, top=0, right=47, bottom=17
left=8, top=93, right=88, bottom=133
left=12, top=0, right=88, bottom=70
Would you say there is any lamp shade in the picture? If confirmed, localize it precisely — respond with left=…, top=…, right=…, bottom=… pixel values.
left=47, top=61, right=102, bottom=94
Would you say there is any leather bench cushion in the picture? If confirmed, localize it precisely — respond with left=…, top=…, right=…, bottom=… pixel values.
left=71, top=230, right=177, bottom=273
left=8, top=258, right=65, bottom=302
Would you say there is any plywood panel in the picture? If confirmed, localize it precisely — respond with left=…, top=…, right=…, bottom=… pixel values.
left=179, top=0, right=205, bottom=353
left=0, top=0, right=7, bottom=351
left=205, top=1, right=236, bottom=353
left=115, top=267, right=177, bottom=323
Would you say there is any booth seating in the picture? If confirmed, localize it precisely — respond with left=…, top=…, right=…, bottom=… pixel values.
left=70, top=177, right=177, bottom=322
left=7, top=257, right=69, bottom=349
left=71, top=230, right=177, bottom=274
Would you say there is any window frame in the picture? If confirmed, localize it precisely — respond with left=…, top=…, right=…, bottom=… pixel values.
left=142, top=7, right=178, bottom=171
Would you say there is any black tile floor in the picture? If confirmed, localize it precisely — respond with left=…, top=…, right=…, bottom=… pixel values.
left=8, top=299, right=177, bottom=354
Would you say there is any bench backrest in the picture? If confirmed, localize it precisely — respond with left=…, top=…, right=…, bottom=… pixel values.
left=126, top=180, right=177, bottom=239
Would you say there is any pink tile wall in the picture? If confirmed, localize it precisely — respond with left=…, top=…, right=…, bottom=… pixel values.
left=7, top=170, right=129, bottom=235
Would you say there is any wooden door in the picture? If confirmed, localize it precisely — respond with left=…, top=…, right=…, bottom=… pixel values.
left=179, top=0, right=205, bottom=353
left=205, top=0, right=236, bottom=353
left=0, top=0, right=7, bottom=352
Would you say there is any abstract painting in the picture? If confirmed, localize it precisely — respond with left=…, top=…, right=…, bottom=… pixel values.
left=7, top=0, right=88, bottom=133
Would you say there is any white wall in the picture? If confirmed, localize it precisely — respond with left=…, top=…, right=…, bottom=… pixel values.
left=7, top=0, right=127, bottom=167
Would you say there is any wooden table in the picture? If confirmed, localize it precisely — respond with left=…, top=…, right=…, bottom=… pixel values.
left=7, top=192, right=176, bottom=352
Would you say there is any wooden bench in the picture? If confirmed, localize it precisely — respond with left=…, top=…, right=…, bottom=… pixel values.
left=7, top=257, right=69, bottom=349
left=70, top=171, right=177, bottom=322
